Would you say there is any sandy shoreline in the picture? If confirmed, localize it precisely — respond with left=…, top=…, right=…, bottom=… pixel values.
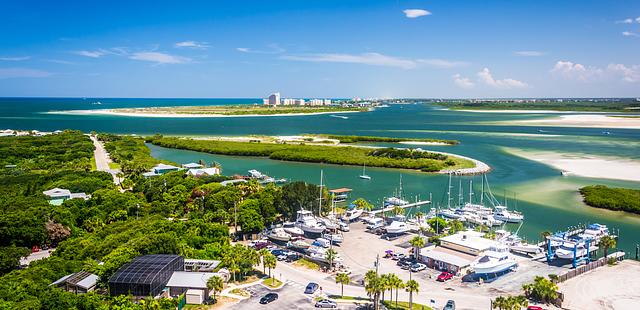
left=503, top=114, right=640, bottom=129
left=458, top=109, right=586, bottom=114
left=503, top=147, right=640, bottom=182
left=45, top=109, right=362, bottom=118
left=398, top=141, right=450, bottom=146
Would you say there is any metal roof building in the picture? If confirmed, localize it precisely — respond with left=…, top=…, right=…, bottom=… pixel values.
left=108, top=254, right=184, bottom=297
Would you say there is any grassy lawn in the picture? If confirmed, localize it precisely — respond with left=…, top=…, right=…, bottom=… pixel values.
left=229, top=288, right=250, bottom=297
left=293, top=258, right=321, bottom=271
left=108, top=162, right=120, bottom=169
left=382, top=300, right=432, bottom=310
left=328, top=295, right=370, bottom=301
left=90, top=154, right=97, bottom=171
left=150, top=136, right=474, bottom=173
left=262, top=277, right=282, bottom=288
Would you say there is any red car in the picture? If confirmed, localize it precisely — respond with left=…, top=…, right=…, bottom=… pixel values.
left=527, top=307, right=543, bottom=310
left=437, top=272, right=454, bottom=282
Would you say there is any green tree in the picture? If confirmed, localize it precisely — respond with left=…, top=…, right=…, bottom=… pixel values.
left=206, top=275, right=224, bottom=302
left=365, top=270, right=383, bottom=310
left=428, top=217, right=447, bottom=234
left=335, top=273, right=350, bottom=298
left=264, top=253, right=277, bottom=283
left=258, top=248, right=269, bottom=275
left=522, top=276, right=558, bottom=304
left=325, top=248, right=338, bottom=271
left=392, top=206, right=404, bottom=216
left=599, top=235, right=616, bottom=259
left=387, top=274, right=404, bottom=309
left=353, top=198, right=374, bottom=211
left=405, top=279, right=419, bottom=310
left=449, top=219, right=464, bottom=234
left=409, top=235, right=426, bottom=260
left=0, top=246, right=30, bottom=274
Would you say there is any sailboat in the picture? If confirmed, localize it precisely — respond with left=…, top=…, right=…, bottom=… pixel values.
left=359, top=163, right=371, bottom=180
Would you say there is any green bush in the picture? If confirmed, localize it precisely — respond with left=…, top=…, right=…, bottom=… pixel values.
left=579, top=185, right=640, bottom=214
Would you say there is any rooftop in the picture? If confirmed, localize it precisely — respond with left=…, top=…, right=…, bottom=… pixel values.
left=420, top=247, right=475, bottom=267
left=166, top=272, right=215, bottom=289
left=440, top=230, right=498, bottom=252
left=51, top=271, right=99, bottom=290
left=182, top=163, right=203, bottom=169
left=109, top=254, right=183, bottom=285
left=329, top=188, right=352, bottom=194
left=43, top=188, right=71, bottom=197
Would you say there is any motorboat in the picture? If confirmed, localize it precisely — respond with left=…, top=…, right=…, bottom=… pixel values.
left=462, top=202, right=493, bottom=215
left=359, top=163, right=371, bottom=180
left=295, top=210, right=326, bottom=234
left=500, top=233, right=541, bottom=254
left=282, top=222, right=304, bottom=236
left=309, top=252, right=343, bottom=264
left=384, top=221, right=409, bottom=235
left=555, top=241, right=593, bottom=259
left=385, top=196, right=408, bottom=206
left=389, top=214, right=407, bottom=223
left=267, top=227, right=291, bottom=242
left=248, top=169, right=264, bottom=179
left=493, top=205, right=524, bottom=223
left=342, top=207, right=364, bottom=222
left=471, top=245, right=518, bottom=275
left=438, top=208, right=466, bottom=220
left=322, top=232, right=343, bottom=244
left=583, top=223, right=609, bottom=237
left=482, top=214, right=503, bottom=226
left=288, top=239, right=310, bottom=250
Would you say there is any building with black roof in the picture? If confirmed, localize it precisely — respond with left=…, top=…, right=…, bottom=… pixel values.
left=108, top=254, right=184, bottom=297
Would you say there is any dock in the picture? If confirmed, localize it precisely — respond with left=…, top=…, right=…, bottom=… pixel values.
left=369, top=200, right=431, bottom=215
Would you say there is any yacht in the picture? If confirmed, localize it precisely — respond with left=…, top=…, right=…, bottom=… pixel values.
left=309, top=252, right=343, bottom=264
left=248, top=169, right=264, bottom=179
left=385, top=196, right=409, bottom=206
left=359, top=163, right=371, bottom=180
left=294, top=210, right=326, bottom=234
left=555, top=241, right=593, bottom=259
left=471, top=245, right=518, bottom=275
left=499, top=233, right=541, bottom=254
left=493, top=205, right=524, bottom=223
left=342, top=207, right=364, bottom=222
left=384, top=221, right=409, bottom=235
left=288, top=239, right=310, bottom=250
left=482, top=214, right=503, bottom=226
left=583, top=223, right=609, bottom=237
left=322, top=232, right=344, bottom=244
left=282, top=222, right=304, bottom=236
left=318, top=217, right=338, bottom=230
left=267, top=228, right=291, bottom=242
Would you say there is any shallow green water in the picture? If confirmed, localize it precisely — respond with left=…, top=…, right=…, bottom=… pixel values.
left=1, top=98, right=638, bottom=254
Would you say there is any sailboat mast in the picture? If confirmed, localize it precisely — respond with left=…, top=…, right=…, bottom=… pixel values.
left=480, top=174, right=485, bottom=205
left=399, top=175, right=403, bottom=199
left=319, top=170, right=323, bottom=216
left=468, top=180, right=473, bottom=204
left=458, top=178, right=463, bottom=207
left=447, top=173, right=452, bottom=209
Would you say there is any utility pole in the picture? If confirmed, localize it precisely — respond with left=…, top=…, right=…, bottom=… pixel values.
left=375, top=254, right=379, bottom=274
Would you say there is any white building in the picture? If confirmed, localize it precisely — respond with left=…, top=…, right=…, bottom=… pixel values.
left=186, top=167, right=220, bottom=177
left=268, top=92, right=281, bottom=106
left=308, top=99, right=324, bottom=106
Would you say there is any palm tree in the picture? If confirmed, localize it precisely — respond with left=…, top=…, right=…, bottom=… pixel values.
left=258, top=248, right=269, bottom=275
left=392, top=206, right=404, bottom=216
left=511, top=295, right=529, bottom=309
left=264, top=253, right=277, bottom=284
left=409, top=235, right=426, bottom=260
left=364, top=270, right=382, bottom=310
left=325, top=248, right=338, bottom=271
left=492, top=296, right=508, bottom=310
left=379, top=274, right=391, bottom=303
left=353, top=198, right=374, bottom=211
left=223, top=247, right=241, bottom=282
left=522, top=276, right=558, bottom=304
left=206, top=275, right=224, bottom=302
left=405, top=279, right=419, bottom=310
left=599, top=235, right=616, bottom=259
left=335, top=273, right=350, bottom=298
left=540, top=231, right=551, bottom=242
left=387, top=274, right=404, bottom=309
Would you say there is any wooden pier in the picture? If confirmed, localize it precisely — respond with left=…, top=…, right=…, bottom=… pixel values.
left=369, top=200, right=431, bottom=215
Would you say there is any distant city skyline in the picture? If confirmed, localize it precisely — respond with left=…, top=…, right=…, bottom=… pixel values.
left=1, top=0, right=639, bottom=98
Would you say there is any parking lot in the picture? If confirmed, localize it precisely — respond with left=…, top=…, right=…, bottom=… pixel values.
left=232, top=280, right=360, bottom=310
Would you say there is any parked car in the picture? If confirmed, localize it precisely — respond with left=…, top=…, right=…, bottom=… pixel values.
left=400, top=263, right=411, bottom=270
left=437, top=272, right=454, bottom=282
left=259, top=293, right=278, bottom=304
left=277, top=254, right=288, bottom=261
left=271, top=249, right=285, bottom=256
left=410, top=263, right=426, bottom=272
left=391, top=253, right=406, bottom=261
left=315, top=299, right=338, bottom=308
left=286, top=253, right=301, bottom=262
left=443, top=299, right=455, bottom=310
left=526, top=306, right=543, bottom=310
left=304, top=282, right=319, bottom=294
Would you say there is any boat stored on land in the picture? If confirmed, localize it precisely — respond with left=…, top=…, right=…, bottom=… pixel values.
left=267, top=227, right=291, bottom=242
left=471, top=245, right=517, bottom=275
left=295, top=210, right=326, bottom=234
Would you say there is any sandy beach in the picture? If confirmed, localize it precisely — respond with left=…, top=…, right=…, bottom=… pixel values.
left=503, top=147, right=640, bottom=182
left=398, top=141, right=450, bottom=146
left=458, top=109, right=585, bottom=114
left=45, top=109, right=361, bottom=118
left=506, top=114, right=640, bottom=129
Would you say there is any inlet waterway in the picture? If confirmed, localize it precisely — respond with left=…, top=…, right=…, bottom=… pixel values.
left=1, top=97, right=639, bottom=254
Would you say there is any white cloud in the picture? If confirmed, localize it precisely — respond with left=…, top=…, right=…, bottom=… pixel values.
left=235, top=44, right=285, bottom=54
left=514, top=51, right=545, bottom=57
left=550, top=61, right=603, bottom=82
left=477, top=68, right=528, bottom=89
left=607, top=64, right=640, bottom=82
left=0, top=68, right=51, bottom=79
left=175, top=41, right=209, bottom=49
left=417, top=58, right=468, bottom=68
left=616, top=18, right=634, bottom=24
left=129, top=52, right=191, bottom=64
left=73, top=50, right=106, bottom=58
left=282, top=52, right=417, bottom=69
left=403, top=9, right=431, bottom=18
left=622, top=31, right=640, bottom=37
left=0, top=56, right=30, bottom=61
left=452, top=74, right=475, bottom=89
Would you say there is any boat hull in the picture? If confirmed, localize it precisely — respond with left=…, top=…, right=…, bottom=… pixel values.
left=473, top=261, right=517, bottom=275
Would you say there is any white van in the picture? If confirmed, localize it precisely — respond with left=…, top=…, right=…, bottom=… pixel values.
left=313, top=238, right=331, bottom=248
left=366, top=218, right=384, bottom=230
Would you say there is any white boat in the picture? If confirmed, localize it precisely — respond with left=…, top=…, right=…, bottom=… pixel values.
left=385, top=196, right=409, bottom=206
left=359, top=163, right=371, bottom=180
left=482, top=214, right=503, bottom=226
left=342, top=208, right=364, bottom=222
left=329, top=114, right=349, bottom=120
left=267, top=228, right=291, bottom=242
left=295, top=210, right=326, bottom=234
left=493, top=205, right=524, bottom=223
left=289, top=239, right=310, bottom=250
left=282, top=222, right=304, bottom=236
left=438, top=208, right=466, bottom=220
left=319, top=217, right=338, bottom=230
left=309, top=252, right=343, bottom=264
left=248, top=169, right=264, bottom=179
left=499, top=233, right=541, bottom=254
left=583, top=223, right=609, bottom=237
left=322, top=233, right=343, bottom=244
left=471, top=245, right=518, bottom=275
left=555, top=241, right=593, bottom=259
left=384, top=221, right=409, bottom=235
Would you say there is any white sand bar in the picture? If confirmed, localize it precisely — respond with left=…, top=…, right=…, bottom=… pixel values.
left=504, top=147, right=640, bottom=182
left=511, top=114, right=640, bottom=129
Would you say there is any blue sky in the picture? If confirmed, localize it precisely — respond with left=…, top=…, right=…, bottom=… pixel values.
left=1, top=0, right=639, bottom=98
